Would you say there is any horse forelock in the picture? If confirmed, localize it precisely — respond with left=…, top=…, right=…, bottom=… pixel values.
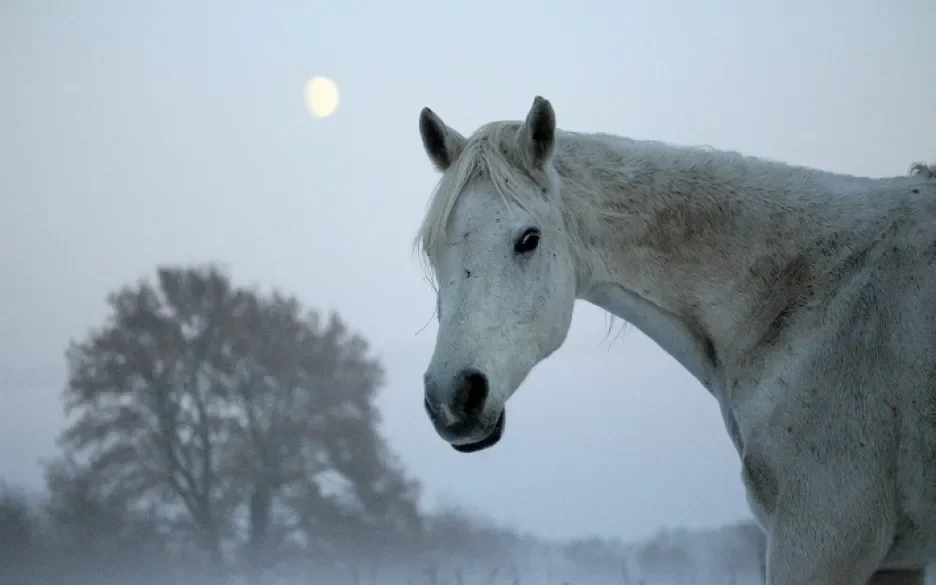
left=413, top=121, right=559, bottom=285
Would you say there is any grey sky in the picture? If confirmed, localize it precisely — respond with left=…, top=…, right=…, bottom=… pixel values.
left=1, top=0, right=933, bottom=544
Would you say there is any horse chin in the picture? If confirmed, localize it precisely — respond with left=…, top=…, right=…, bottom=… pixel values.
left=451, top=410, right=506, bottom=454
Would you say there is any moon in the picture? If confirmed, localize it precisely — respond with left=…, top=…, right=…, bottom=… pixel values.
left=304, top=76, right=340, bottom=118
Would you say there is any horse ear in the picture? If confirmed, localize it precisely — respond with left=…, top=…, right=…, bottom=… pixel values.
left=419, top=107, right=467, bottom=172
left=518, top=96, right=556, bottom=170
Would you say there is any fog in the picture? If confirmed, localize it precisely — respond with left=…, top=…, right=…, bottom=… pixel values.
left=3, top=0, right=934, bottom=583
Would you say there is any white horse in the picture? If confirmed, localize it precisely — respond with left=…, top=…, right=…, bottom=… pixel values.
left=413, top=95, right=936, bottom=585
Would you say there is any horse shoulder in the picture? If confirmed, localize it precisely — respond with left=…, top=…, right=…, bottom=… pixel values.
left=732, top=215, right=936, bottom=563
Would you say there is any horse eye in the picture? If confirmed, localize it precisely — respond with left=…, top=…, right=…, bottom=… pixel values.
left=514, top=228, right=540, bottom=254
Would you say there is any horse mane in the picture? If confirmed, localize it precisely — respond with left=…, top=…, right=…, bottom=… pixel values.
left=412, top=119, right=815, bottom=288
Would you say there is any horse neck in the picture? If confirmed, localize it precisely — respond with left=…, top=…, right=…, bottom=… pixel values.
left=554, top=132, right=857, bottom=374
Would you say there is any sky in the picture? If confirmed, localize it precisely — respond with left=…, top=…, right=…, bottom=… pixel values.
left=1, top=0, right=934, bottom=544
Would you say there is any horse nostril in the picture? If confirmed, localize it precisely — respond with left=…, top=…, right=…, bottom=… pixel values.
left=455, top=369, right=489, bottom=419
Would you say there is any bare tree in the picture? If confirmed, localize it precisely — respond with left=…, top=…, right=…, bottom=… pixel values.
left=57, top=265, right=422, bottom=584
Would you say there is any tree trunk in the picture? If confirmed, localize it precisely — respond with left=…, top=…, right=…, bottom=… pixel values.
left=246, top=483, right=272, bottom=585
